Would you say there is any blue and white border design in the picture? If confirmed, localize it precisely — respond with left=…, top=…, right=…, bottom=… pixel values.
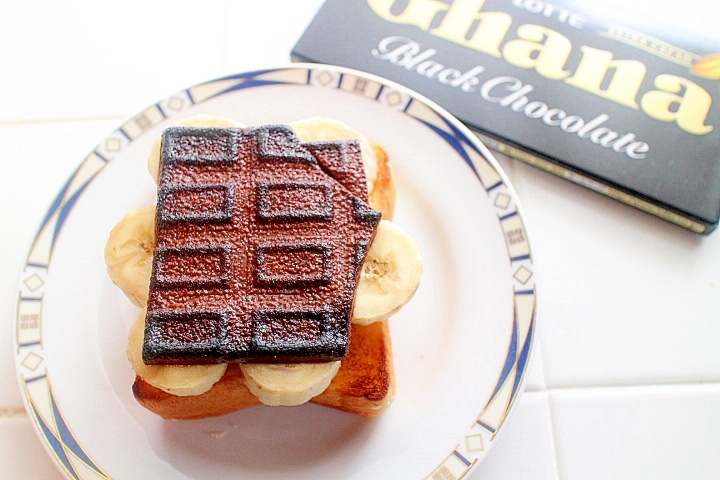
left=14, top=65, right=536, bottom=479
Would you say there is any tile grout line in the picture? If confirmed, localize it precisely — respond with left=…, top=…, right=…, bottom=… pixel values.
left=545, top=391, right=565, bottom=480
left=537, top=345, right=563, bottom=480
left=538, top=380, right=720, bottom=395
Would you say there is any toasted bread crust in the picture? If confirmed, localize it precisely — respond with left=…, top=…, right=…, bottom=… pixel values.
left=310, top=320, right=394, bottom=415
left=132, top=364, right=261, bottom=420
left=131, top=141, right=398, bottom=419
left=369, top=143, right=396, bottom=221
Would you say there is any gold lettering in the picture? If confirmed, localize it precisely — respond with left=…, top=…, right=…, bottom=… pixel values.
left=367, top=0, right=715, bottom=135
left=502, top=24, right=572, bottom=80
left=430, top=0, right=512, bottom=57
left=640, top=75, right=714, bottom=135
left=365, top=0, right=511, bottom=57
left=564, top=46, right=645, bottom=109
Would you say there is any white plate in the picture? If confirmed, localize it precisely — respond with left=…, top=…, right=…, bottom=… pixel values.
left=14, top=65, right=537, bottom=479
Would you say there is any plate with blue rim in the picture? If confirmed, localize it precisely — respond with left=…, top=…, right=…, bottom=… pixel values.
left=14, top=64, right=537, bottom=479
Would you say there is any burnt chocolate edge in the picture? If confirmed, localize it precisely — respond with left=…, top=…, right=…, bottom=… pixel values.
left=157, top=182, right=235, bottom=225
left=142, top=309, right=231, bottom=364
left=161, top=126, right=240, bottom=165
left=351, top=196, right=382, bottom=224
left=255, top=179, right=334, bottom=223
left=353, top=240, right=370, bottom=279
left=249, top=305, right=351, bottom=361
left=143, top=305, right=351, bottom=364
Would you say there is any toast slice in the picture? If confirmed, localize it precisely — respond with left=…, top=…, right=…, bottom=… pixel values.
left=132, top=320, right=394, bottom=419
left=130, top=142, right=397, bottom=419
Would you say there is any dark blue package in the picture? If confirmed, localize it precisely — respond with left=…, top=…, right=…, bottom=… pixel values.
left=292, top=0, right=720, bottom=233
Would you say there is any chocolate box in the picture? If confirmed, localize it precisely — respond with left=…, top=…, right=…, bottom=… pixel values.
left=292, top=0, right=720, bottom=233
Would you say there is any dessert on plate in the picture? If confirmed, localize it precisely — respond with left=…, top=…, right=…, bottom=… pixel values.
left=104, top=115, right=422, bottom=419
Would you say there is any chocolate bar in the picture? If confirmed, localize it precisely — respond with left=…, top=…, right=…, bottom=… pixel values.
left=142, top=125, right=380, bottom=364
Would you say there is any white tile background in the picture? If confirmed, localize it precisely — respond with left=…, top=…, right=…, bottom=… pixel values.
left=2, top=1, right=719, bottom=479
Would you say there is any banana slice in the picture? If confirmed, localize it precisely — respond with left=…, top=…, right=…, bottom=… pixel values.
left=148, top=114, right=245, bottom=183
left=104, top=206, right=156, bottom=308
left=352, top=220, right=423, bottom=325
left=127, top=309, right=227, bottom=396
left=289, top=117, right=379, bottom=193
left=240, top=361, right=341, bottom=406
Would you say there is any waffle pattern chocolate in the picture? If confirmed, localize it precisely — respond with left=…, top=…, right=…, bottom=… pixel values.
left=143, top=125, right=380, bottom=365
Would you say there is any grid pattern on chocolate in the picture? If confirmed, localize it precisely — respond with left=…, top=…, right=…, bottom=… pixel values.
left=256, top=125, right=316, bottom=163
left=251, top=307, right=349, bottom=359
left=162, top=126, right=239, bottom=164
left=256, top=241, right=332, bottom=287
left=256, top=180, right=333, bottom=222
left=143, top=310, right=229, bottom=362
left=143, top=125, right=380, bottom=364
left=157, top=183, right=234, bottom=224
left=153, top=245, right=231, bottom=288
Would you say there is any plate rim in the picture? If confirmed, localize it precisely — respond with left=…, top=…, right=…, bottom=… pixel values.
left=13, top=63, right=537, bottom=480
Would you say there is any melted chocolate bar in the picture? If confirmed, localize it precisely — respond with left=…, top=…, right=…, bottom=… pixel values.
left=142, top=125, right=380, bottom=365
